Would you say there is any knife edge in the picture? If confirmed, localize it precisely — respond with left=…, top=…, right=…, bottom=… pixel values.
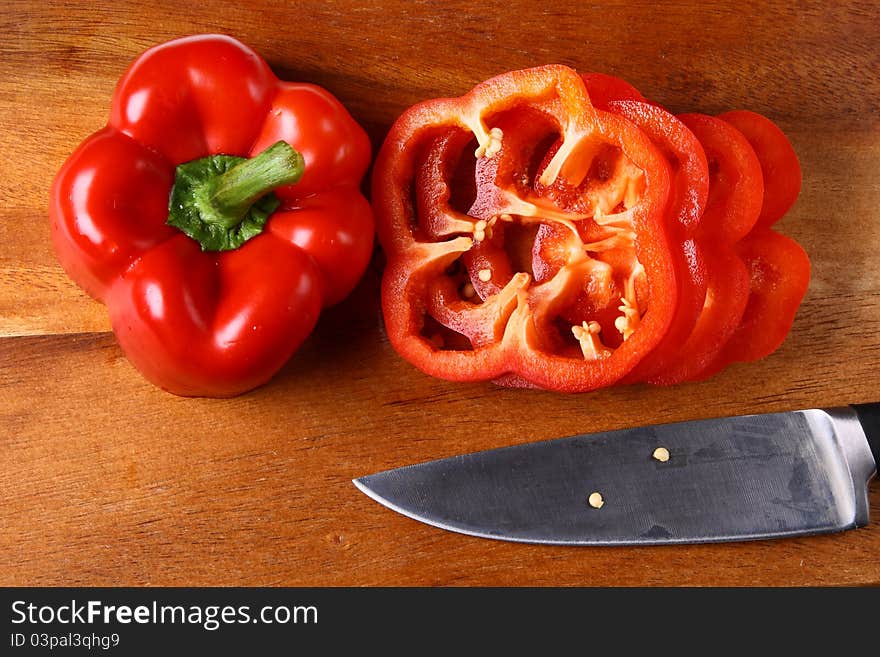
left=353, top=469, right=864, bottom=546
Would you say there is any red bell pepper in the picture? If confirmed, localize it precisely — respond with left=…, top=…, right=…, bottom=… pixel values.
left=374, top=66, right=810, bottom=392
left=648, top=113, right=761, bottom=385
left=50, top=35, right=374, bottom=397
left=372, top=65, right=677, bottom=392
left=693, top=110, right=808, bottom=378
left=717, top=110, right=802, bottom=227
left=680, top=113, right=764, bottom=245
left=700, top=228, right=810, bottom=378
left=579, top=72, right=647, bottom=110
left=605, top=100, right=710, bottom=383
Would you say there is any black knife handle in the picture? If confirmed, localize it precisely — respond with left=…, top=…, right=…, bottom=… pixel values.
left=853, top=403, right=880, bottom=469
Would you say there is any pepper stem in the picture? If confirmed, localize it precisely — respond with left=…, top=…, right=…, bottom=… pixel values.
left=168, top=141, right=306, bottom=251
left=201, top=141, right=304, bottom=229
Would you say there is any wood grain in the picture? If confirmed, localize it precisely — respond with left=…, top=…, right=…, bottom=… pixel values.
left=1, top=0, right=878, bottom=586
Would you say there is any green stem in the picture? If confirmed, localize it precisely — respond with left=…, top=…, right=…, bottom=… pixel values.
left=167, top=141, right=305, bottom=252
left=204, top=141, right=304, bottom=229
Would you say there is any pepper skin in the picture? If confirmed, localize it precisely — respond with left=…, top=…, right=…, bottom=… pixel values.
left=50, top=35, right=373, bottom=397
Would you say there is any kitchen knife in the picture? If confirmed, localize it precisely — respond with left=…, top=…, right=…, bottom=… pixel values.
left=353, top=404, right=879, bottom=545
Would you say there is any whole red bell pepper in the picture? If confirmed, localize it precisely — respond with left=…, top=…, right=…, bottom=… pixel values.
left=50, top=35, right=374, bottom=397
left=372, top=65, right=677, bottom=392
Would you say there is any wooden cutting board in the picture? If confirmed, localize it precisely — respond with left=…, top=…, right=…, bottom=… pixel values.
left=1, top=0, right=878, bottom=586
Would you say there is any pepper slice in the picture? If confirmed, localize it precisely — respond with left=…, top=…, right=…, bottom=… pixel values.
left=649, top=246, right=750, bottom=385
left=648, top=113, right=760, bottom=385
left=372, top=65, right=676, bottom=392
left=700, top=228, right=810, bottom=378
left=579, top=72, right=647, bottom=110
left=726, top=229, right=811, bottom=361
left=717, top=110, right=802, bottom=228
left=606, top=101, right=710, bottom=383
left=679, top=113, right=764, bottom=245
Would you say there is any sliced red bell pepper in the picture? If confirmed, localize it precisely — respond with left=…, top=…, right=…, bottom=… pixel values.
left=574, top=76, right=712, bottom=384
left=579, top=72, right=646, bottom=110
left=698, top=228, right=810, bottom=379
left=648, top=113, right=761, bottom=385
left=372, top=65, right=677, bottom=392
left=556, top=81, right=779, bottom=386
left=655, top=112, right=807, bottom=383
left=605, top=101, right=710, bottom=383
left=718, top=110, right=802, bottom=228
left=50, top=35, right=373, bottom=397
left=723, top=228, right=811, bottom=361
left=648, top=246, right=751, bottom=385
left=678, top=113, right=764, bottom=245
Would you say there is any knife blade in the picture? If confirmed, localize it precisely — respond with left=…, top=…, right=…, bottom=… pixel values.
left=354, top=404, right=879, bottom=545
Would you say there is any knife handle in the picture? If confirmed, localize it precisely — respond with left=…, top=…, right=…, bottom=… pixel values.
left=853, top=403, right=880, bottom=469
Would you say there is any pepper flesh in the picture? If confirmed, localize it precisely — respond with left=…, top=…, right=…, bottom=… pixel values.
left=50, top=35, right=374, bottom=397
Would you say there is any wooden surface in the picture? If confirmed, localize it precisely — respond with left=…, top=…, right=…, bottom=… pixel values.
left=2, top=0, right=879, bottom=587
